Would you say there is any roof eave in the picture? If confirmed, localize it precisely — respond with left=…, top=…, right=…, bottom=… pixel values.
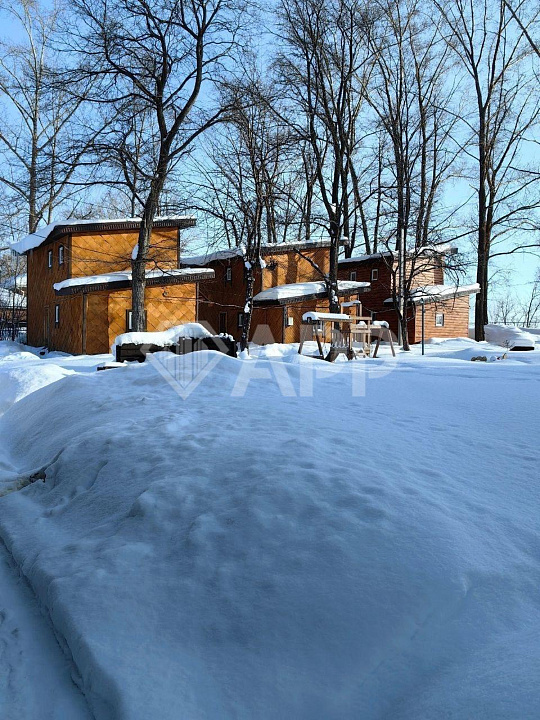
left=253, top=284, right=369, bottom=307
left=54, top=269, right=214, bottom=296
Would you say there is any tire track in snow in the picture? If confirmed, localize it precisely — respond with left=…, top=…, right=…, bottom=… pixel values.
left=0, top=539, right=93, bottom=720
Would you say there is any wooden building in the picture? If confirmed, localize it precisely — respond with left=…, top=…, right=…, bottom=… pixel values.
left=180, top=240, right=369, bottom=344
left=338, top=247, right=479, bottom=343
left=12, top=217, right=215, bottom=354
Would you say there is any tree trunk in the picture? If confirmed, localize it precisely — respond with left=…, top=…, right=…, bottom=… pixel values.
left=240, top=265, right=254, bottom=352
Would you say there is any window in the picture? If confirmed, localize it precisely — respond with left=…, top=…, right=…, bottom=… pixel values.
left=286, top=314, right=294, bottom=327
left=126, top=310, right=147, bottom=331
left=237, top=312, right=244, bottom=328
left=435, top=313, right=444, bottom=327
left=350, top=271, right=357, bottom=281
left=225, top=266, right=232, bottom=282
left=48, top=249, right=53, bottom=269
left=371, top=268, right=379, bottom=281
left=59, top=245, right=64, bottom=265
left=219, top=311, right=227, bottom=334
left=54, top=304, right=60, bottom=327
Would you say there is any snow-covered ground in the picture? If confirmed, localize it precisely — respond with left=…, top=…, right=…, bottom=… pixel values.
left=0, top=337, right=539, bottom=719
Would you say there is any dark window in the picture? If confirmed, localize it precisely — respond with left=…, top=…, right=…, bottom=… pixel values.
left=59, top=245, right=64, bottom=265
left=371, top=268, right=379, bottom=281
left=54, top=304, right=60, bottom=327
left=48, top=249, right=53, bottom=269
left=237, top=312, right=244, bottom=328
left=350, top=271, right=357, bottom=281
left=219, top=311, right=227, bottom=334
left=225, top=266, right=232, bottom=282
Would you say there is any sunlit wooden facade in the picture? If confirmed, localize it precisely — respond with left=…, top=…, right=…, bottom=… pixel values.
left=21, top=218, right=210, bottom=354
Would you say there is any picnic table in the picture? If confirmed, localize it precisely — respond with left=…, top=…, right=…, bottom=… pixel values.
left=298, top=305, right=395, bottom=361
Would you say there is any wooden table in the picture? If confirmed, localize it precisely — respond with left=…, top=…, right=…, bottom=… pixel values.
left=298, top=313, right=374, bottom=361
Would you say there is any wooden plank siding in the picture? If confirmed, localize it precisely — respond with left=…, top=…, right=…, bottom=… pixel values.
left=27, top=225, right=194, bottom=353
left=195, top=246, right=331, bottom=343
left=338, top=255, right=469, bottom=343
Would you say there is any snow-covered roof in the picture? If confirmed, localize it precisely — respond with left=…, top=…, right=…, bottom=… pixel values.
left=253, top=280, right=370, bottom=306
left=384, top=283, right=480, bottom=305
left=180, top=239, right=332, bottom=267
left=11, top=216, right=196, bottom=254
left=54, top=267, right=213, bottom=295
left=339, top=243, right=459, bottom=265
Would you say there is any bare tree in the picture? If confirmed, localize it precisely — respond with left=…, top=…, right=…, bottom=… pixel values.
left=68, top=0, right=246, bottom=331
left=364, top=0, right=461, bottom=348
left=191, top=77, right=298, bottom=350
left=520, top=268, right=540, bottom=327
left=274, top=0, right=375, bottom=312
left=0, top=0, right=97, bottom=235
left=435, top=0, right=540, bottom=341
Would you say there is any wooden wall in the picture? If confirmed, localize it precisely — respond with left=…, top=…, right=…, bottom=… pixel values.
left=27, top=237, right=74, bottom=348
left=70, top=228, right=179, bottom=278
left=27, top=226, right=181, bottom=352
left=412, top=296, right=470, bottom=342
left=338, top=256, right=468, bottom=344
left=196, top=246, right=331, bottom=341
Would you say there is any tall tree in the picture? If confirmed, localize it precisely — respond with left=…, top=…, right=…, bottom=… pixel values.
left=435, top=0, right=540, bottom=341
left=366, top=0, right=461, bottom=347
left=0, top=0, right=95, bottom=234
left=69, top=0, right=246, bottom=331
left=192, top=77, right=297, bottom=349
left=275, top=0, right=375, bottom=312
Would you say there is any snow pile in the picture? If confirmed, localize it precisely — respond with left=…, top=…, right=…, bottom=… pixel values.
left=113, top=322, right=212, bottom=350
left=0, top=360, right=74, bottom=417
left=484, top=324, right=536, bottom=350
left=302, top=311, right=350, bottom=322
left=0, top=344, right=539, bottom=718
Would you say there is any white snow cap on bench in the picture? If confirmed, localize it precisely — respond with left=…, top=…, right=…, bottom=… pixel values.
left=372, top=321, right=390, bottom=328
left=302, top=311, right=350, bottom=322
left=113, top=323, right=212, bottom=350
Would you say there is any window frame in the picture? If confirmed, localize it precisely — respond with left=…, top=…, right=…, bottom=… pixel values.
left=371, top=268, right=379, bottom=281
left=58, top=244, right=64, bottom=265
left=54, top=304, right=60, bottom=327
left=350, top=270, right=357, bottom=282
left=48, top=249, right=53, bottom=269
left=237, top=312, right=244, bottom=329
left=225, top=266, right=232, bottom=283
left=435, top=313, right=445, bottom=327
left=126, top=310, right=147, bottom=332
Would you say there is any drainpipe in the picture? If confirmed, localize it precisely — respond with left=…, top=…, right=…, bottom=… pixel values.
left=421, top=298, right=425, bottom=356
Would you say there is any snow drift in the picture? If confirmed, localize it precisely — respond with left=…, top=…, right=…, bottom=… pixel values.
left=0, top=345, right=539, bottom=719
left=483, top=324, right=536, bottom=350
